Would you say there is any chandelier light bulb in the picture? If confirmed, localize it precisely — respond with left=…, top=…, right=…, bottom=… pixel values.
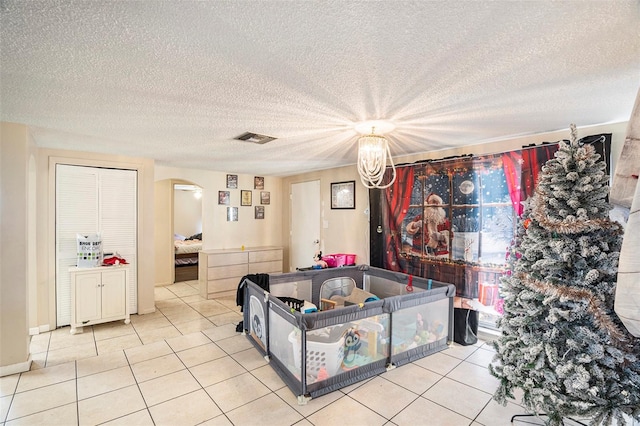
left=355, top=120, right=396, bottom=189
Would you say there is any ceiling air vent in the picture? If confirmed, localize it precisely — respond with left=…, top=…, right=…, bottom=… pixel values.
left=234, top=132, right=277, bottom=144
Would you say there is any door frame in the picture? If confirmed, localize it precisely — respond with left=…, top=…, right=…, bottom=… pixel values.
left=48, top=156, right=144, bottom=330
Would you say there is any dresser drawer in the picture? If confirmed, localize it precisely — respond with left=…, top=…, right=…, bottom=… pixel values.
left=249, top=249, right=282, bottom=263
left=207, top=252, right=248, bottom=267
left=208, top=263, right=248, bottom=280
left=249, top=260, right=282, bottom=274
left=207, top=277, right=240, bottom=293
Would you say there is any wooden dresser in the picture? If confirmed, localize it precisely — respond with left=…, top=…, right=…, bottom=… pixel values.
left=198, top=246, right=283, bottom=299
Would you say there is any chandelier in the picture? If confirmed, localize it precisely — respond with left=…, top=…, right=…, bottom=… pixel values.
left=356, top=122, right=396, bottom=189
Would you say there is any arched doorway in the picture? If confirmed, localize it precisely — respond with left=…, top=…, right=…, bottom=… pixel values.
left=153, top=179, right=203, bottom=286
left=172, top=182, right=202, bottom=282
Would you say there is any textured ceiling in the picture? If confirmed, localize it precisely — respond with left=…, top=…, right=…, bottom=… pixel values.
left=1, top=1, right=639, bottom=176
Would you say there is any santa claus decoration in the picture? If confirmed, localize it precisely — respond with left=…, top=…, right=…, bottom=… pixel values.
left=405, top=193, right=452, bottom=258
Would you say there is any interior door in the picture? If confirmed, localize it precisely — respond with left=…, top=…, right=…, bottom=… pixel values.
left=290, top=180, right=321, bottom=271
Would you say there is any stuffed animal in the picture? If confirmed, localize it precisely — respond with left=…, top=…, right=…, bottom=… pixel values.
left=343, top=328, right=361, bottom=367
left=314, top=251, right=328, bottom=269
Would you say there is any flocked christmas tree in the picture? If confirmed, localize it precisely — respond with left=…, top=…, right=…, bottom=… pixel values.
left=490, top=124, right=640, bottom=425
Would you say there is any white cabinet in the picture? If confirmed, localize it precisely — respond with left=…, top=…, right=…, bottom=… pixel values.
left=69, top=266, right=130, bottom=334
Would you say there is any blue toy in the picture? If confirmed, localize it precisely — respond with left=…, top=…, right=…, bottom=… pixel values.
left=343, top=328, right=361, bottom=368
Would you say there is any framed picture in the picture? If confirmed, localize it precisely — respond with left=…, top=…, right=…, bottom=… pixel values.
left=218, top=190, right=230, bottom=205
left=241, top=190, right=252, bottom=206
left=331, top=180, right=356, bottom=209
left=260, top=191, right=270, bottom=205
left=226, top=174, right=238, bottom=189
left=254, top=176, right=264, bottom=190
left=227, top=207, right=238, bottom=222
left=255, top=206, right=265, bottom=219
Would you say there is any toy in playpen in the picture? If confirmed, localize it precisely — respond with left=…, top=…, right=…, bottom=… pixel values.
left=319, top=277, right=379, bottom=309
left=342, top=328, right=361, bottom=368
left=392, top=309, right=447, bottom=355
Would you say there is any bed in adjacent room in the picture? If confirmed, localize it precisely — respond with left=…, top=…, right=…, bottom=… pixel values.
left=174, top=233, right=202, bottom=282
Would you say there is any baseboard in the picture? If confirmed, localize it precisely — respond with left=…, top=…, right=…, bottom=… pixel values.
left=137, top=307, right=156, bottom=315
left=0, top=355, right=32, bottom=377
left=28, top=324, right=51, bottom=336
left=477, top=326, right=500, bottom=344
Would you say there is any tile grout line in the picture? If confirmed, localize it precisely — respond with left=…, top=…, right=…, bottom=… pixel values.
left=406, top=348, right=494, bottom=424
left=75, top=360, right=80, bottom=426
left=122, top=345, right=156, bottom=425
left=168, top=338, right=228, bottom=425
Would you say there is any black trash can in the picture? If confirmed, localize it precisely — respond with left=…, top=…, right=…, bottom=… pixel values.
left=453, top=308, right=479, bottom=346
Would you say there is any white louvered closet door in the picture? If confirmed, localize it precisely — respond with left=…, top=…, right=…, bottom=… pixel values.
left=55, top=165, right=137, bottom=327
left=100, top=168, right=138, bottom=317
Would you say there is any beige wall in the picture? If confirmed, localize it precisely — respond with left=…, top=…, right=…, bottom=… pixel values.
left=1, top=123, right=31, bottom=373
left=280, top=122, right=629, bottom=272
left=35, top=147, right=156, bottom=331
left=174, top=189, right=202, bottom=237
left=154, top=166, right=284, bottom=285
left=154, top=179, right=174, bottom=286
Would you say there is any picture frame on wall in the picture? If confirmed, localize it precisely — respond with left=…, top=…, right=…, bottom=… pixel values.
left=227, top=207, right=238, bottom=222
left=226, top=174, right=238, bottom=189
left=218, top=190, right=230, bottom=205
left=255, top=206, right=265, bottom=219
left=241, top=190, right=252, bottom=206
left=260, top=191, right=270, bottom=205
left=331, top=180, right=355, bottom=209
left=254, top=176, right=264, bottom=190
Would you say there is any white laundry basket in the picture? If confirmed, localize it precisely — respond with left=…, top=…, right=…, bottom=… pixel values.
left=288, top=331, right=344, bottom=377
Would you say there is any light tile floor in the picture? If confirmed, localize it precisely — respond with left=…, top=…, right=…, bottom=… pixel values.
left=0, top=280, right=589, bottom=425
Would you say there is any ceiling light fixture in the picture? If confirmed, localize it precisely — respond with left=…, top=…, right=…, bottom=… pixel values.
left=355, top=121, right=396, bottom=189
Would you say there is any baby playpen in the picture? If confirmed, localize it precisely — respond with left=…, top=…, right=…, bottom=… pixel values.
left=238, top=265, right=455, bottom=403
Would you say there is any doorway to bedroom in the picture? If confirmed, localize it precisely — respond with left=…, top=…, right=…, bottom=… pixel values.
left=173, top=183, right=202, bottom=283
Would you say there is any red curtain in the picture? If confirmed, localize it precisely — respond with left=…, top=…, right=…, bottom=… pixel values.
left=503, top=145, right=559, bottom=217
left=502, top=151, right=523, bottom=216
left=521, top=145, right=558, bottom=201
left=383, top=167, right=414, bottom=271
